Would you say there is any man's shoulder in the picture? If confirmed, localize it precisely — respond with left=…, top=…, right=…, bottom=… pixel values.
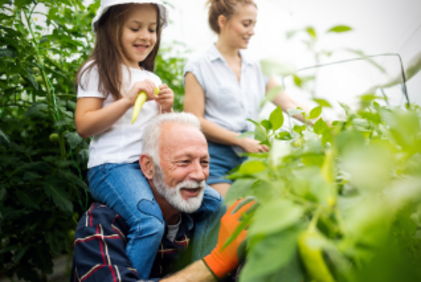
left=78, top=203, right=128, bottom=233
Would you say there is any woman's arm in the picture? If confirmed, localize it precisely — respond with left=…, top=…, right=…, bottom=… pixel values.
left=184, top=73, right=268, bottom=153
left=266, top=76, right=312, bottom=123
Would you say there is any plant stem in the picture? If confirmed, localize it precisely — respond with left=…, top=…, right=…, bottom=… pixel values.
left=23, top=9, right=67, bottom=160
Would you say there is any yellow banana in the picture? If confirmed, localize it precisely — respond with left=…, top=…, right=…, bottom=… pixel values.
left=131, top=87, right=159, bottom=124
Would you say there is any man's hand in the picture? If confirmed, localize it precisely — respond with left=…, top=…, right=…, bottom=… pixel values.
left=202, top=198, right=256, bottom=280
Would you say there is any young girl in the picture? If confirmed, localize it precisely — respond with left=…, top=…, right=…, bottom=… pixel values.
left=75, top=0, right=174, bottom=278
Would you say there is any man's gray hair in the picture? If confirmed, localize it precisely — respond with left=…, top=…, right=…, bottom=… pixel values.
left=142, top=112, right=202, bottom=165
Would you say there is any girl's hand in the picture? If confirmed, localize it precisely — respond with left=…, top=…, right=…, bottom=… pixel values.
left=157, top=84, right=174, bottom=113
left=126, top=79, right=157, bottom=105
left=237, top=138, right=269, bottom=153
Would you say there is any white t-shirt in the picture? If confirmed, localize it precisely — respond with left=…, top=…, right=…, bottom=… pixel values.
left=77, top=61, right=161, bottom=168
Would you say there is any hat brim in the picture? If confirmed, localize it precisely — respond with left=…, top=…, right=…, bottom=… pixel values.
left=92, top=0, right=170, bottom=33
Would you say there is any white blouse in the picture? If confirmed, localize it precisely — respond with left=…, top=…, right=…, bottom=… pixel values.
left=184, top=44, right=269, bottom=134
left=77, top=62, right=161, bottom=168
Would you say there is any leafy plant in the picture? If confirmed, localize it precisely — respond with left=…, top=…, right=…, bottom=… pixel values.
left=0, top=0, right=187, bottom=280
left=226, top=99, right=421, bottom=282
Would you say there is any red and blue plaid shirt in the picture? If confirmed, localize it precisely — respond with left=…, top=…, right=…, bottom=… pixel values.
left=70, top=203, right=194, bottom=282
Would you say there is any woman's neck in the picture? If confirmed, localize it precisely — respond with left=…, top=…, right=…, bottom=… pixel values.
left=215, top=39, right=240, bottom=61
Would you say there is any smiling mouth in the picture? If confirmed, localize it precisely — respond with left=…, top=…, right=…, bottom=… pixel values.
left=134, top=44, right=149, bottom=52
left=180, top=187, right=201, bottom=197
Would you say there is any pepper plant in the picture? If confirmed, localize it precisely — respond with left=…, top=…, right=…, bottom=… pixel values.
left=0, top=0, right=186, bottom=280
left=226, top=98, right=421, bottom=281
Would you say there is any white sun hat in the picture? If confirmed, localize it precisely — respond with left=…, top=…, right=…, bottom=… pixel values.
left=92, top=0, right=170, bottom=33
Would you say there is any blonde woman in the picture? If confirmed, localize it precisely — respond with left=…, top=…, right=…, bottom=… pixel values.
left=184, top=0, right=309, bottom=197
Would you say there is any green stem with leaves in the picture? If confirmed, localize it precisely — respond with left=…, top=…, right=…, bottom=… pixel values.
left=23, top=9, right=67, bottom=160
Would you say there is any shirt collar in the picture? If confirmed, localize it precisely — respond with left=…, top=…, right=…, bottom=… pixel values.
left=207, top=44, right=254, bottom=66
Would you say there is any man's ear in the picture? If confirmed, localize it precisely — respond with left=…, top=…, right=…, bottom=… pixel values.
left=139, top=154, right=155, bottom=180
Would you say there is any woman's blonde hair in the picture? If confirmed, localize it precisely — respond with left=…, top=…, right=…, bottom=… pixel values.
left=206, top=0, right=257, bottom=34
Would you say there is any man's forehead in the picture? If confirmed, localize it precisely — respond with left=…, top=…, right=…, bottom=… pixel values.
left=159, top=123, right=208, bottom=155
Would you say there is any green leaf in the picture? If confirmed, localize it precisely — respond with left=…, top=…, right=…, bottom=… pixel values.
left=249, top=199, right=303, bottom=237
left=241, top=226, right=303, bottom=281
left=222, top=212, right=253, bottom=250
left=327, top=25, right=352, bottom=33
left=0, top=187, right=6, bottom=201
left=26, top=69, right=39, bottom=91
left=225, top=179, right=255, bottom=204
left=293, top=75, right=302, bottom=88
left=247, top=119, right=267, bottom=141
left=23, top=171, right=41, bottom=181
left=79, top=149, right=89, bottom=163
left=288, top=108, right=305, bottom=117
left=0, top=129, right=10, bottom=147
left=239, top=160, right=266, bottom=175
left=13, top=0, right=32, bottom=8
left=313, top=98, right=332, bottom=108
left=260, top=86, right=283, bottom=107
left=260, top=119, right=272, bottom=131
left=269, top=106, right=284, bottom=131
left=0, top=48, right=16, bottom=58
left=308, top=106, right=322, bottom=120
left=16, top=190, right=40, bottom=209
left=236, top=131, right=255, bottom=139
left=24, top=103, right=48, bottom=118
left=13, top=245, right=29, bottom=263
left=314, top=118, right=328, bottom=135
left=64, top=131, right=83, bottom=149
left=306, top=27, right=317, bottom=39
left=58, top=170, right=88, bottom=191
left=44, top=177, right=73, bottom=215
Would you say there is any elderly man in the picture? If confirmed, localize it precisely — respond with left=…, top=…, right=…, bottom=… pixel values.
left=70, top=113, right=253, bottom=281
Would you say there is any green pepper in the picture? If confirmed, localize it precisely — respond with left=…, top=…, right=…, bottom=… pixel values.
left=298, top=226, right=335, bottom=282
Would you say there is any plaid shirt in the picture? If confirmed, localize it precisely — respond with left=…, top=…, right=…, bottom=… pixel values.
left=70, top=203, right=194, bottom=282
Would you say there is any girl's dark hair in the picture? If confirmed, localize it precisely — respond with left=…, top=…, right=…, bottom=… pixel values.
left=75, top=4, right=162, bottom=100
left=206, top=0, right=257, bottom=34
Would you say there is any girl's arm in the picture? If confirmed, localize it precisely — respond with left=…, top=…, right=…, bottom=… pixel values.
left=266, top=76, right=312, bottom=123
left=184, top=73, right=268, bottom=153
left=75, top=79, right=157, bottom=138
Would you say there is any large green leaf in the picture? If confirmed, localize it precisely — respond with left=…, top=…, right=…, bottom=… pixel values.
left=64, top=131, right=83, bottom=149
left=240, top=225, right=303, bottom=281
left=308, top=106, right=322, bottom=120
left=314, top=118, right=328, bottom=135
left=44, top=177, right=73, bottom=215
left=269, top=106, right=284, bottom=131
left=58, top=170, right=88, bottom=191
left=249, top=199, right=303, bottom=237
left=15, top=190, right=40, bottom=209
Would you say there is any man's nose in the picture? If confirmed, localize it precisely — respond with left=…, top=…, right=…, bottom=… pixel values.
left=189, top=161, right=207, bottom=181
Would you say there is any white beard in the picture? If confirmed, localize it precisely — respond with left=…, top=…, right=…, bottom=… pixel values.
left=152, top=165, right=205, bottom=214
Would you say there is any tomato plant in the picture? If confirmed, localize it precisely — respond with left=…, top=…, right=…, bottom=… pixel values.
left=0, top=0, right=186, bottom=280
left=226, top=99, right=421, bottom=282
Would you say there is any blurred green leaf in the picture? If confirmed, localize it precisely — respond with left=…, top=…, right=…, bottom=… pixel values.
left=313, top=98, right=332, bottom=108
left=327, top=25, right=352, bottom=33
left=261, top=119, right=272, bottom=131
left=308, top=106, right=322, bottom=120
left=249, top=199, right=303, bottom=237
left=269, top=106, right=284, bottom=131
left=306, top=27, right=317, bottom=39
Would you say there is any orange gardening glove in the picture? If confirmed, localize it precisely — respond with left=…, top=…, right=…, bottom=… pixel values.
left=202, top=198, right=256, bottom=280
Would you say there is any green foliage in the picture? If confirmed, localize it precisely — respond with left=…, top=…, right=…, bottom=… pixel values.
left=226, top=100, right=421, bottom=282
left=0, top=0, right=187, bottom=280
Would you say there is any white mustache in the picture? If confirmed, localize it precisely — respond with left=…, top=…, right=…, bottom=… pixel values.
left=175, top=180, right=205, bottom=190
